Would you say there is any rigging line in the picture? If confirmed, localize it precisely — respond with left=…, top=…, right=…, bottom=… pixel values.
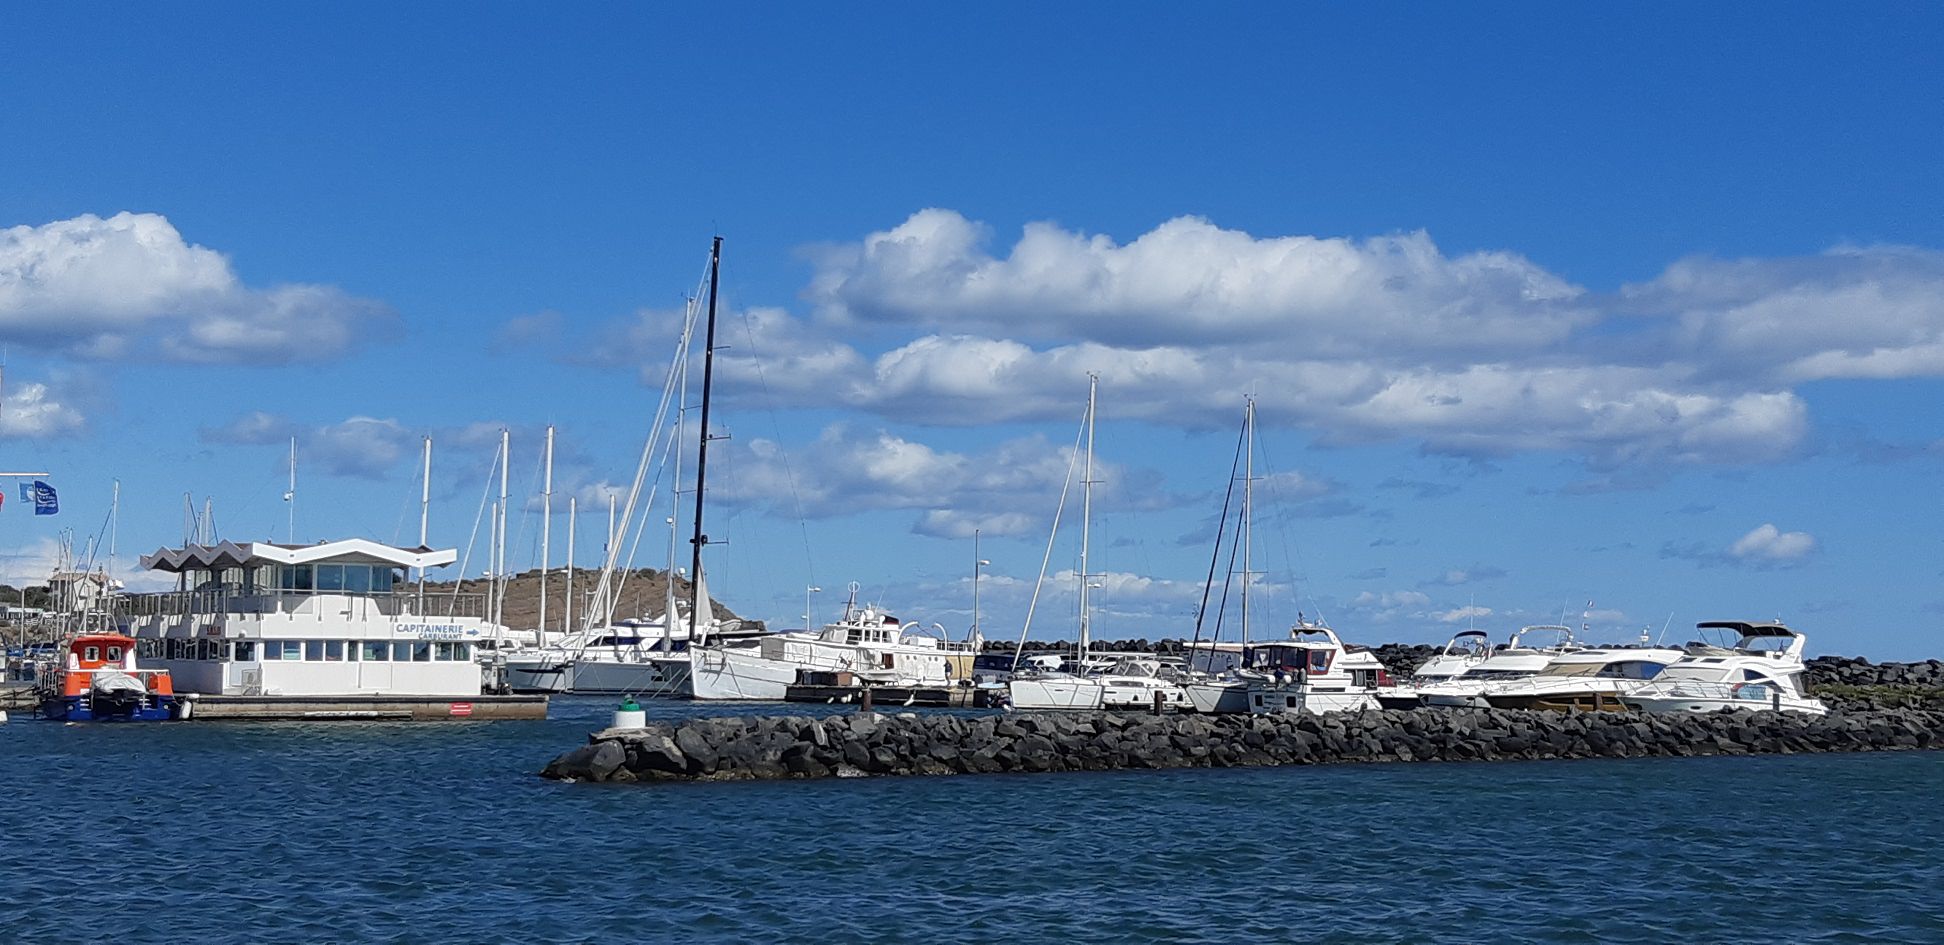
left=1254, top=436, right=1323, bottom=626
left=1209, top=502, right=1246, bottom=645
left=1011, top=400, right=1089, bottom=671
left=581, top=254, right=709, bottom=633
left=735, top=304, right=818, bottom=589
left=1188, top=413, right=1248, bottom=655
left=449, top=446, right=499, bottom=611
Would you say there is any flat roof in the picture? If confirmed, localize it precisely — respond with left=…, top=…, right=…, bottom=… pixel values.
left=139, top=539, right=457, bottom=573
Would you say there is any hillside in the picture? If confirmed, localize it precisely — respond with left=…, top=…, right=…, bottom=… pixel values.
left=419, top=567, right=757, bottom=632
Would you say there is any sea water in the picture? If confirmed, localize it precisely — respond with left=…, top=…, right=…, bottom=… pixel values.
left=4, top=696, right=1942, bottom=944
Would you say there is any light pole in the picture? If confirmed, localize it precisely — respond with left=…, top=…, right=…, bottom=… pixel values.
left=972, top=528, right=991, bottom=648
left=805, top=585, right=822, bottom=630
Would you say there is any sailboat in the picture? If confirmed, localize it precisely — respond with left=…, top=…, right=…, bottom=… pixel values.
left=1006, top=376, right=1189, bottom=712
left=508, top=238, right=769, bottom=695
left=1182, top=398, right=1259, bottom=715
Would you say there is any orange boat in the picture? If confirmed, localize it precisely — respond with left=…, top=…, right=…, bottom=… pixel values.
left=40, top=633, right=178, bottom=721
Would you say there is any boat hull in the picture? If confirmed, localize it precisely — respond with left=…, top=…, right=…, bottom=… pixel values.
left=1183, top=682, right=1248, bottom=714
left=42, top=694, right=177, bottom=722
left=1008, top=677, right=1104, bottom=711
left=1245, top=687, right=1379, bottom=714
left=685, top=649, right=797, bottom=701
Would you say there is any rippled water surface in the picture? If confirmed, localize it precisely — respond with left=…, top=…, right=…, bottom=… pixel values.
left=6, top=696, right=1943, bottom=943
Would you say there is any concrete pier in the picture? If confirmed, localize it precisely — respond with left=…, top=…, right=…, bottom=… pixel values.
left=183, top=692, right=547, bottom=721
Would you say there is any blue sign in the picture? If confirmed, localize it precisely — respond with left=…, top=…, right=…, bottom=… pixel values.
left=29, top=480, right=57, bottom=516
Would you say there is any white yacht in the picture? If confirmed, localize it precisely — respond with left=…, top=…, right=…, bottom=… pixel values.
left=1376, top=629, right=1492, bottom=709
left=1415, top=625, right=1578, bottom=708
left=1480, top=645, right=1688, bottom=712
left=683, top=587, right=957, bottom=701
left=123, top=539, right=498, bottom=700
left=1005, top=377, right=1189, bottom=713
left=503, top=610, right=769, bottom=695
left=1011, top=656, right=1191, bottom=711
left=1621, top=621, right=1828, bottom=715
left=1241, top=623, right=1392, bottom=715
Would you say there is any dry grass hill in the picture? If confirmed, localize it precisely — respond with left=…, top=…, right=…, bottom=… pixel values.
left=419, top=567, right=755, bottom=631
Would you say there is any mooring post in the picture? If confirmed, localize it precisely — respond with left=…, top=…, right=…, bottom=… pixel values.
left=860, top=686, right=873, bottom=713
left=1153, top=690, right=1164, bottom=716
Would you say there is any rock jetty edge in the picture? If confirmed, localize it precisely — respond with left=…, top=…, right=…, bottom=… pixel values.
left=541, top=707, right=1944, bottom=784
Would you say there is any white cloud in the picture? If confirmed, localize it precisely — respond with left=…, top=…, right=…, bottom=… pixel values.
left=0, top=377, right=86, bottom=438
left=1728, top=523, right=1817, bottom=563
left=1433, top=604, right=1494, bottom=624
left=554, top=210, right=1944, bottom=470
left=202, top=413, right=418, bottom=480
left=808, top=209, right=1585, bottom=355
left=711, top=423, right=1176, bottom=538
left=0, top=212, right=393, bottom=363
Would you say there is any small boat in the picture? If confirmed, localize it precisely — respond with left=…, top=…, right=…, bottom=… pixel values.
left=39, top=633, right=177, bottom=721
left=1620, top=622, right=1828, bottom=716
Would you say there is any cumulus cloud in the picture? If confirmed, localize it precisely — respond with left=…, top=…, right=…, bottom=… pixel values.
left=1434, top=604, right=1494, bottom=624
left=547, top=210, right=1944, bottom=470
left=1423, top=565, right=1509, bottom=587
left=0, top=212, right=394, bottom=363
left=0, top=376, right=87, bottom=438
left=807, top=209, right=1585, bottom=354
left=1728, top=523, right=1818, bottom=563
left=202, top=412, right=419, bottom=480
left=709, top=423, right=1184, bottom=539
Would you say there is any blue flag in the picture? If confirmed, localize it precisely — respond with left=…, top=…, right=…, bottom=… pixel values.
left=16, top=483, right=27, bottom=503
left=29, top=480, right=57, bottom=516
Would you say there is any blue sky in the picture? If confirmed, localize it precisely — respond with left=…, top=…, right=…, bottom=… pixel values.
left=4, top=4, right=1943, bottom=657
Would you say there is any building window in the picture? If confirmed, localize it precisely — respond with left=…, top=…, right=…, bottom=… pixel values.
left=362, top=641, right=390, bottom=662
left=373, top=567, right=396, bottom=592
left=303, top=640, right=323, bottom=661
left=281, top=565, right=313, bottom=591
left=324, top=641, right=345, bottom=662
left=392, top=642, right=413, bottom=662
left=412, top=641, right=433, bottom=662
left=345, top=565, right=372, bottom=594
left=316, top=564, right=345, bottom=592
left=234, top=641, right=257, bottom=661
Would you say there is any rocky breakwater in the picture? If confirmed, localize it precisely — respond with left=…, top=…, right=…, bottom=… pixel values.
left=540, top=707, right=1944, bottom=784
left=1807, top=656, right=1944, bottom=711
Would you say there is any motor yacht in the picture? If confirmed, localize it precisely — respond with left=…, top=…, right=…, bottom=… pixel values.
left=1414, top=625, right=1578, bottom=707
left=1009, top=656, right=1191, bottom=711
left=1376, top=629, right=1492, bottom=709
left=684, top=586, right=962, bottom=701
left=1620, top=621, right=1828, bottom=715
left=1240, top=623, right=1393, bottom=715
left=1480, top=645, right=1687, bottom=711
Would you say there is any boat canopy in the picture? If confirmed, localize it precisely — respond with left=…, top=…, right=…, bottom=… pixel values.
left=1696, top=621, right=1798, bottom=638
left=139, top=539, right=458, bottom=574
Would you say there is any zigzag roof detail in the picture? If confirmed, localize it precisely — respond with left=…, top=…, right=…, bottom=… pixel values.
left=139, top=539, right=458, bottom=573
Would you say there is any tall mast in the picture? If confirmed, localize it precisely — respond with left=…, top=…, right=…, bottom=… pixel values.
left=565, top=496, right=576, bottom=633
left=1078, top=373, right=1097, bottom=667
left=417, top=436, right=431, bottom=609
left=1241, top=397, right=1254, bottom=648
left=663, top=306, right=689, bottom=652
left=496, top=428, right=509, bottom=630
left=286, top=437, right=297, bottom=542
left=605, top=493, right=616, bottom=626
left=687, top=236, right=722, bottom=645
left=539, top=424, right=554, bottom=639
